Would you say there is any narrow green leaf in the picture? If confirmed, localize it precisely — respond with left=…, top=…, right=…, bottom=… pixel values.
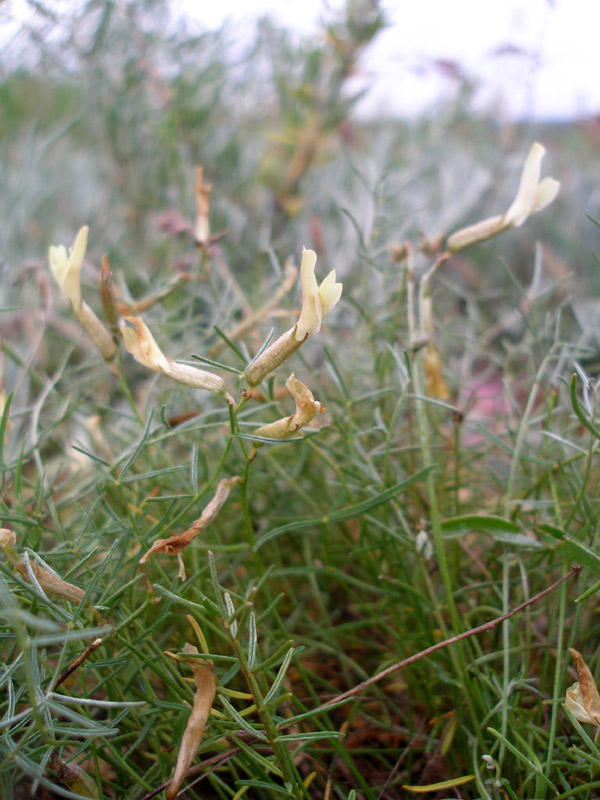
left=275, top=731, right=346, bottom=742
left=118, top=411, right=154, bottom=479
left=570, top=373, right=600, bottom=441
left=260, top=647, right=294, bottom=710
left=441, top=514, right=520, bottom=535
left=254, top=466, right=434, bottom=550
left=213, top=326, right=247, bottom=363
left=191, top=353, right=243, bottom=375
left=220, top=696, right=268, bottom=740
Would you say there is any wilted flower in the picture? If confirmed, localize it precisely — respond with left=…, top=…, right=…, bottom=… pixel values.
left=0, top=528, right=16, bottom=551
left=121, top=316, right=230, bottom=398
left=566, top=648, right=600, bottom=726
left=1, top=532, right=86, bottom=605
left=415, top=529, right=433, bottom=560
left=48, top=227, right=118, bottom=361
left=140, top=477, right=241, bottom=579
left=194, top=166, right=212, bottom=245
left=447, top=143, right=560, bottom=253
left=245, top=248, right=342, bottom=387
left=253, top=373, right=325, bottom=440
left=50, top=754, right=99, bottom=799
left=166, top=643, right=216, bottom=800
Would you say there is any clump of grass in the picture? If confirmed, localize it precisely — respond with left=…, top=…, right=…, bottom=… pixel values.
left=2, top=3, right=600, bottom=799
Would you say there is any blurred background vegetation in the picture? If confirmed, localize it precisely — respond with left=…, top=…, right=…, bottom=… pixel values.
left=3, top=1, right=600, bottom=799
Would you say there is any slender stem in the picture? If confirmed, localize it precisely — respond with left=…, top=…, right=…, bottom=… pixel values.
left=409, top=261, right=486, bottom=747
left=544, top=577, right=567, bottom=781
left=505, top=347, right=557, bottom=516
left=312, top=565, right=580, bottom=712
left=115, top=348, right=144, bottom=425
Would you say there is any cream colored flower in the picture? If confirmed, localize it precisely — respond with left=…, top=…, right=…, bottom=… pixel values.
left=122, top=316, right=229, bottom=396
left=48, top=226, right=89, bottom=308
left=504, top=143, right=560, bottom=226
left=296, top=248, right=343, bottom=340
left=0, top=528, right=16, bottom=549
left=122, top=316, right=169, bottom=371
left=447, top=143, right=560, bottom=253
left=566, top=648, right=600, bottom=726
left=253, top=373, right=325, bottom=440
left=48, top=226, right=118, bottom=360
left=245, top=249, right=342, bottom=387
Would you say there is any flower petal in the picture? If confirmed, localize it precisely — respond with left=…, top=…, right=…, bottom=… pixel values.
left=48, top=226, right=88, bottom=307
left=295, top=248, right=321, bottom=340
left=566, top=682, right=592, bottom=723
left=569, top=648, right=600, bottom=725
left=122, top=317, right=169, bottom=371
left=504, top=143, right=545, bottom=227
left=318, top=270, right=343, bottom=319
left=531, top=177, right=560, bottom=214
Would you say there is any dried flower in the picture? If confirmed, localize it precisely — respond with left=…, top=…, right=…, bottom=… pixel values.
left=253, top=373, right=325, bottom=440
left=0, top=528, right=16, bottom=549
left=424, top=342, right=449, bottom=400
left=566, top=648, right=600, bottom=726
left=167, top=643, right=216, bottom=800
left=194, top=166, right=212, bottom=245
left=1, top=528, right=86, bottom=604
left=50, top=754, right=99, bottom=799
left=245, top=248, right=342, bottom=386
left=140, top=477, right=241, bottom=579
left=15, top=557, right=86, bottom=605
left=447, top=143, right=560, bottom=253
left=122, top=316, right=230, bottom=397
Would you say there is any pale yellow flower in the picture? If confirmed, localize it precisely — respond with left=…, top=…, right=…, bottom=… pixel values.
left=504, top=143, right=560, bottom=227
left=245, top=249, right=342, bottom=387
left=296, top=248, right=343, bottom=340
left=447, top=143, right=560, bottom=253
left=48, top=227, right=118, bottom=360
left=48, top=226, right=88, bottom=308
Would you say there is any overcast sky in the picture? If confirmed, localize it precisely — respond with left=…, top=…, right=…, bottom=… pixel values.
left=177, top=0, right=600, bottom=121
left=3, top=0, right=599, bottom=121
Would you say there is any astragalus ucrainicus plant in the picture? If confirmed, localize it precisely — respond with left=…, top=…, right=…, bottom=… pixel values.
left=4, top=4, right=600, bottom=799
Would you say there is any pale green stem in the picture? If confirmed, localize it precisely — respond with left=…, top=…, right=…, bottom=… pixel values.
left=500, top=348, right=556, bottom=765
left=408, top=259, right=486, bottom=749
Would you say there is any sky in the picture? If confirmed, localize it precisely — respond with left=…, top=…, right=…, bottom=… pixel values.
left=2, top=0, right=599, bottom=121
left=176, top=0, right=600, bottom=121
